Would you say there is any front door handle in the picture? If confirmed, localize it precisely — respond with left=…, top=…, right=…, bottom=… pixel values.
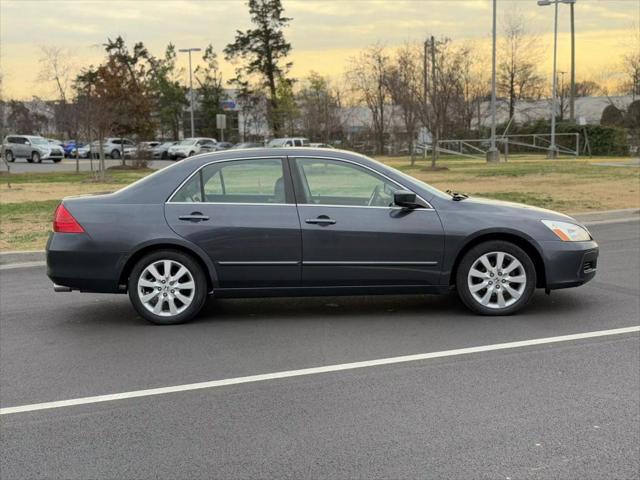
left=179, top=212, right=209, bottom=222
left=305, top=216, right=336, bottom=225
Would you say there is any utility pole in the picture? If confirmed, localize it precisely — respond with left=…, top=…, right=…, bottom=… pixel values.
left=538, top=0, right=576, bottom=158
left=179, top=47, right=202, bottom=138
left=569, top=0, right=576, bottom=122
left=487, top=0, right=500, bottom=162
left=430, top=35, right=438, bottom=168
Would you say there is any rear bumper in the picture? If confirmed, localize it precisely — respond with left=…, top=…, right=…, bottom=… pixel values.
left=46, top=233, right=125, bottom=293
left=541, top=240, right=599, bottom=290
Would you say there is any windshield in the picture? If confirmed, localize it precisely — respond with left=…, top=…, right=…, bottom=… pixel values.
left=178, top=139, right=197, bottom=146
left=391, top=168, right=451, bottom=200
left=29, top=137, right=48, bottom=145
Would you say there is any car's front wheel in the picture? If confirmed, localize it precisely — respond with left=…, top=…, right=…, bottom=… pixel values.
left=456, top=240, right=536, bottom=315
left=128, top=250, right=208, bottom=325
left=32, top=151, right=41, bottom=163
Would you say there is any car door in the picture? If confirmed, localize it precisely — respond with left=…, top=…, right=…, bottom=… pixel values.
left=16, top=137, right=29, bottom=158
left=291, top=156, right=444, bottom=287
left=165, top=157, right=301, bottom=288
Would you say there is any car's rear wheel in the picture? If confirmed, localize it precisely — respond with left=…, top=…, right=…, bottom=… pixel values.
left=53, top=158, right=62, bottom=163
left=128, top=250, right=208, bottom=325
left=4, top=151, right=14, bottom=162
left=110, top=149, right=121, bottom=159
left=32, top=151, right=41, bottom=163
left=456, top=240, right=536, bottom=315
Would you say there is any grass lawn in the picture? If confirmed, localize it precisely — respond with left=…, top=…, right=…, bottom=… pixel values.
left=0, top=156, right=638, bottom=251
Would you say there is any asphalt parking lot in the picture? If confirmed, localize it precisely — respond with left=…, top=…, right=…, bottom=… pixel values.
left=1, top=221, right=639, bottom=479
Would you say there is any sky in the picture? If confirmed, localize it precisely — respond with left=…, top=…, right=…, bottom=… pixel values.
left=0, top=0, right=638, bottom=100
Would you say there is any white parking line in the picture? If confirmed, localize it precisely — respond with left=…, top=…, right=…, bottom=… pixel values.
left=2, top=325, right=638, bottom=416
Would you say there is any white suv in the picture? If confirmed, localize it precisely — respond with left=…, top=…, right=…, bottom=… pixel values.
left=2, top=135, right=64, bottom=163
left=267, top=137, right=310, bottom=147
left=167, top=138, right=217, bottom=160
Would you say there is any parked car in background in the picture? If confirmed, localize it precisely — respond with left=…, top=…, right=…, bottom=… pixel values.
left=47, top=148, right=599, bottom=324
left=100, top=138, right=137, bottom=159
left=231, top=142, right=263, bottom=149
left=47, top=138, right=64, bottom=148
left=2, top=135, right=64, bottom=163
left=267, top=137, right=310, bottom=147
left=63, top=140, right=83, bottom=157
left=214, top=141, right=234, bottom=150
left=73, top=138, right=137, bottom=159
left=151, top=141, right=178, bottom=159
left=138, top=141, right=161, bottom=159
left=309, top=142, right=335, bottom=149
left=167, top=138, right=217, bottom=160
left=72, top=143, right=93, bottom=158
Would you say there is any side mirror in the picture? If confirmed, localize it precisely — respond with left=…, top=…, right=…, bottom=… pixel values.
left=394, top=190, right=421, bottom=209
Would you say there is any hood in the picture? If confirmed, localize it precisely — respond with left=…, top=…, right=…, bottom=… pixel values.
left=459, top=195, right=577, bottom=222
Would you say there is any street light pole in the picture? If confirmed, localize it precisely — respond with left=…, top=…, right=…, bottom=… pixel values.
left=569, top=0, right=576, bottom=122
left=487, top=0, right=500, bottom=162
left=179, top=47, right=202, bottom=138
left=538, top=0, right=575, bottom=158
left=549, top=0, right=559, bottom=158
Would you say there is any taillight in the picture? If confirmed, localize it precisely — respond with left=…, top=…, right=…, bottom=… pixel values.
left=53, top=204, right=85, bottom=233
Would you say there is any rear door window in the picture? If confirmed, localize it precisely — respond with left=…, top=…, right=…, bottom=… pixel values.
left=170, top=158, right=288, bottom=204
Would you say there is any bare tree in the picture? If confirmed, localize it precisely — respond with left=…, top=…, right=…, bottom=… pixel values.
left=497, top=12, right=545, bottom=120
left=384, top=44, right=421, bottom=163
left=38, top=46, right=75, bottom=138
left=346, top=44, right=390, bottom=155
left=619, top=25, right=640, bottom=99
left=297, top=72, right=343, bottom=143
left=456, top=42, right=490, bottom=132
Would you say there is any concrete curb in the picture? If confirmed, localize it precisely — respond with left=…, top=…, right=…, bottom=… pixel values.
left=0, top=250, right=45, bottom=266
left=0, top=208, right=637, bottom=267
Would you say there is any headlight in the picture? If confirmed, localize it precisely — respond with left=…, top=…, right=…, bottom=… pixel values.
left=542, top=220, right=591, bottom=241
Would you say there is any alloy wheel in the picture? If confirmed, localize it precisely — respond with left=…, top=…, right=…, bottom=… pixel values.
left=467, top=251, right=527, bottom=309
left=137, top=259, right=196, bottom=317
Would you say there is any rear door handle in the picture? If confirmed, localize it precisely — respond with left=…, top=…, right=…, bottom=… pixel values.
left=305, top=216, right=336, bottom=225
left=179, top=213, right=209, bottom=222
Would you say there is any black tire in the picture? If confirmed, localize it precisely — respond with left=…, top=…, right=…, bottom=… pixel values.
left=456, top=240, right=536, bottom=316
left=128, top=249, right=208, bottom=325
left=53, top=158, right=62, bottom=163
left=188, top=151, right=195, bottom=157
left=161, top=151, right=168, bottom=160
left=110, top=149, right=121, bottom=159
left=4, top=150, right=14, bottom=162
left=32, top=151, right=41, bottom=163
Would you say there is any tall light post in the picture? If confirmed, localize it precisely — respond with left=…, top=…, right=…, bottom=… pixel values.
left=538, top=0, right=576, bottom=159
left=569, top=0, right=576, bottom=122
left=179, top=47, right=201, bottom=138
left=487, top=0, right=500, bottom=162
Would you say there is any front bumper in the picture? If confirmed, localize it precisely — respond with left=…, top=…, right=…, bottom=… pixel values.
left=42, top=151, right=64, bottom=160
left=541, top=239, right=599, bottom=290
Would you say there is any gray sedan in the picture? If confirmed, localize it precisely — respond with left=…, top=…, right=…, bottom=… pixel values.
left=46, top=148, right=598, bottom=324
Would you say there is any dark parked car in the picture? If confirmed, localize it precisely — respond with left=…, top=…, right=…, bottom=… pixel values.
left=47, top=148, right=598, bottom=324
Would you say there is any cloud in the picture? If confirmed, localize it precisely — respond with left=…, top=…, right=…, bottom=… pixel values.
left=0, top=0, right=635, bottom=99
